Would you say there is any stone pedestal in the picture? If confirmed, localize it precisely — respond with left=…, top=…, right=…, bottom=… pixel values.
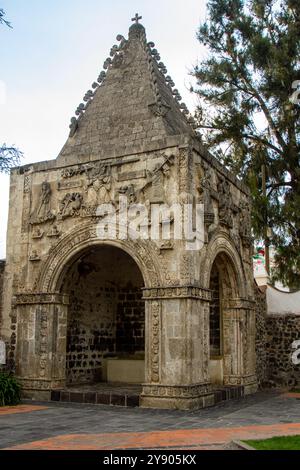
left=140, top=286, right=215, bottom=410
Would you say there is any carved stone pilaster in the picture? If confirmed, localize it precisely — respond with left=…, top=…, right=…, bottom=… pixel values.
left=222, top=297, right=257, bottom=394
left=178, top=145, right=192, bottom=202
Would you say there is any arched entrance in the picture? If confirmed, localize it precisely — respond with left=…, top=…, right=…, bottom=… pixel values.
left=61, top=245, right=145, bottom=386
left=208, top=252, right=239, bottom=386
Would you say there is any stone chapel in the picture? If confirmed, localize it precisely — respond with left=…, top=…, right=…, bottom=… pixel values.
left=0, top=17, right=257, bottom=410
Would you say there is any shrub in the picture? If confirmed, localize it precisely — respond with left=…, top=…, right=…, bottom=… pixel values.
left=0, top=372, right=21, bottom=406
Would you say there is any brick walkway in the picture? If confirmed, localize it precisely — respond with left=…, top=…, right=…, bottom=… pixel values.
left=0, top=405, right=48, bottom=416
left=5, top=422, right=300, bottom=450
left=1, top=391, right=300, bottom=450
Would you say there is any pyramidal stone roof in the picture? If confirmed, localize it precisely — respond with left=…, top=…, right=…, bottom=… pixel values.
left=57, top=16, right=197, bottom=163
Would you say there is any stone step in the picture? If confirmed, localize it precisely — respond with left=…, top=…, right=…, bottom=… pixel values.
left=50, top=389, right=140, bottom=407
left=51, top=385, right=244, bottom=408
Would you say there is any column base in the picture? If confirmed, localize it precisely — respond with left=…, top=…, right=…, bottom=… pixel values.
left=18, top=378, right=66, bottom=401
left=140, top=383, right=215, bottom=411
left=224, top=374, right=258, bottom=395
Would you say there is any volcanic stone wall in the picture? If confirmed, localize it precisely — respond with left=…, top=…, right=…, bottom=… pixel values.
left=63, top=247, right=144, bottom=385
left=265, top=314, right=300, bottom=387
left=254, top=285, right=268, bottom=387
left=255, top=283, right=300, bottom=388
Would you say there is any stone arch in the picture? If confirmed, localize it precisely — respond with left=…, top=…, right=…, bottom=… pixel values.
left=37, top=221, right=162, bottom=293
left=200, top=232, right=247, bottom=299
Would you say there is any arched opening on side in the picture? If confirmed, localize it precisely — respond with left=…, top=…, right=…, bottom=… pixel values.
left=61, top=245, right=145, bottom=386
left=208, top=252, right=239, bottom=386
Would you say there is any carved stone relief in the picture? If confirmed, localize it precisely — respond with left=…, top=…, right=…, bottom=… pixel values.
left=30, top=181, right=55, bottom=225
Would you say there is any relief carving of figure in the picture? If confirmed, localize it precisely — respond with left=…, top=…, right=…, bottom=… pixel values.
left=197, top=163, right=216, bottom=240
left=145, top=155, right=174, bottom=203
left=218, top=177, right=234, bottom=228
left=85, top=162, right=112, bottom=204
left=30, top=181, right=55, bottom=225
left=197, top=163, right=214, bottom=214
left=239, top=200, right=252, bottom=244
left=58, top=193, right=83, bottom=219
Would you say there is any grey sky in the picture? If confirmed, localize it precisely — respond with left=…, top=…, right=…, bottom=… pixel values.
left=0, top=0, right=207, bottom=258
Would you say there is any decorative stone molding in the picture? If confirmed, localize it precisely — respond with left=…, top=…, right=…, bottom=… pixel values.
left=143, top=286, right=212, bottom=301
left=18, top=378, right=65, bottom=390
left=222, top=298, right=256, bottom=311
left=224, top=374, right=257, bottom=387
left=178, top=145, right=192, bottom=200
left=150, top=301, right=161, bottom=383
left=36, top=222, right=161, bottom=291
left=200, top=232, right=247, bottom=298
left=13, top=293, right=69, bottom=306
left=142, top=382, right=212, bottom=399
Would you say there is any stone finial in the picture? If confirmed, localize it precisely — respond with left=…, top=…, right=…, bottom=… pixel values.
left=83, top=90, right=94, bottom=102
left=97, top=71, right=106, bottom=83
left=69, top=117, right=78, bottom=137
left=75, top=103, right=85, bottom=116
left=103, top=57, right=112, bottom=69
left=131, top=13, right=142, bottom=24
left=110, top=45, right=119, bottom=57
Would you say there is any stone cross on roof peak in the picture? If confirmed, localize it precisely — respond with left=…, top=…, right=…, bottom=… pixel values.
left=131, top=13, right=142, bottom=24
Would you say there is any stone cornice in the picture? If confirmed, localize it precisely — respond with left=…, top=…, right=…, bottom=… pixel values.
left=13, top=293, right=69, bottom=306
left=143, top=286, right=212, bottom=301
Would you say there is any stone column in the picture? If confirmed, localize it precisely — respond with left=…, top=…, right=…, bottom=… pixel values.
left=140, top=286, right=215, bottom=410
left=13, top=293, right=69, bottom=400
left=222, top=298, right=257, bottom=394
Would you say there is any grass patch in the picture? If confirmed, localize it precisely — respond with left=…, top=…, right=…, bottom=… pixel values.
left=244, top=435, right=300, bottom=450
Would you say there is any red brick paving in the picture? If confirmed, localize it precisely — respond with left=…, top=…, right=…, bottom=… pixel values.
left=282, top=392, right=300, bottom=399
left=5, top=423, right=300, bottom=450
left=0, top=405, right=48, bottom=416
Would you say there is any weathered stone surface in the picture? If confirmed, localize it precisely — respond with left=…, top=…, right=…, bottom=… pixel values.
left=0, top=19, right=258, bottom=410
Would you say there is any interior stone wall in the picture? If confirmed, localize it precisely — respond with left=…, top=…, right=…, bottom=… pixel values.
left=62, top=246, right=144, bottom=385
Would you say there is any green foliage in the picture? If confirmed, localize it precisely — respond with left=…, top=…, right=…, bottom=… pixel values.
left=194, top=0, right=300, bottom=289
left=0, top=372, right=21, bottom=406
left=0, top=8, right=11, bottom=28
left=245, top=435, right=300, bottom=450
left=0, top=144, right=23, bottom=173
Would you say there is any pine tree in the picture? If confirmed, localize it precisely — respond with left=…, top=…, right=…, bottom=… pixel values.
left=194, top=0, right=300, bottom=289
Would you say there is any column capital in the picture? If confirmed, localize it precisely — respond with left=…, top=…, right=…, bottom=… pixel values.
left=221, top=298, right=255, bottom=310
left=142, top=286, right=212, bottom=301
left=13, top=292, right=69, bottom=306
